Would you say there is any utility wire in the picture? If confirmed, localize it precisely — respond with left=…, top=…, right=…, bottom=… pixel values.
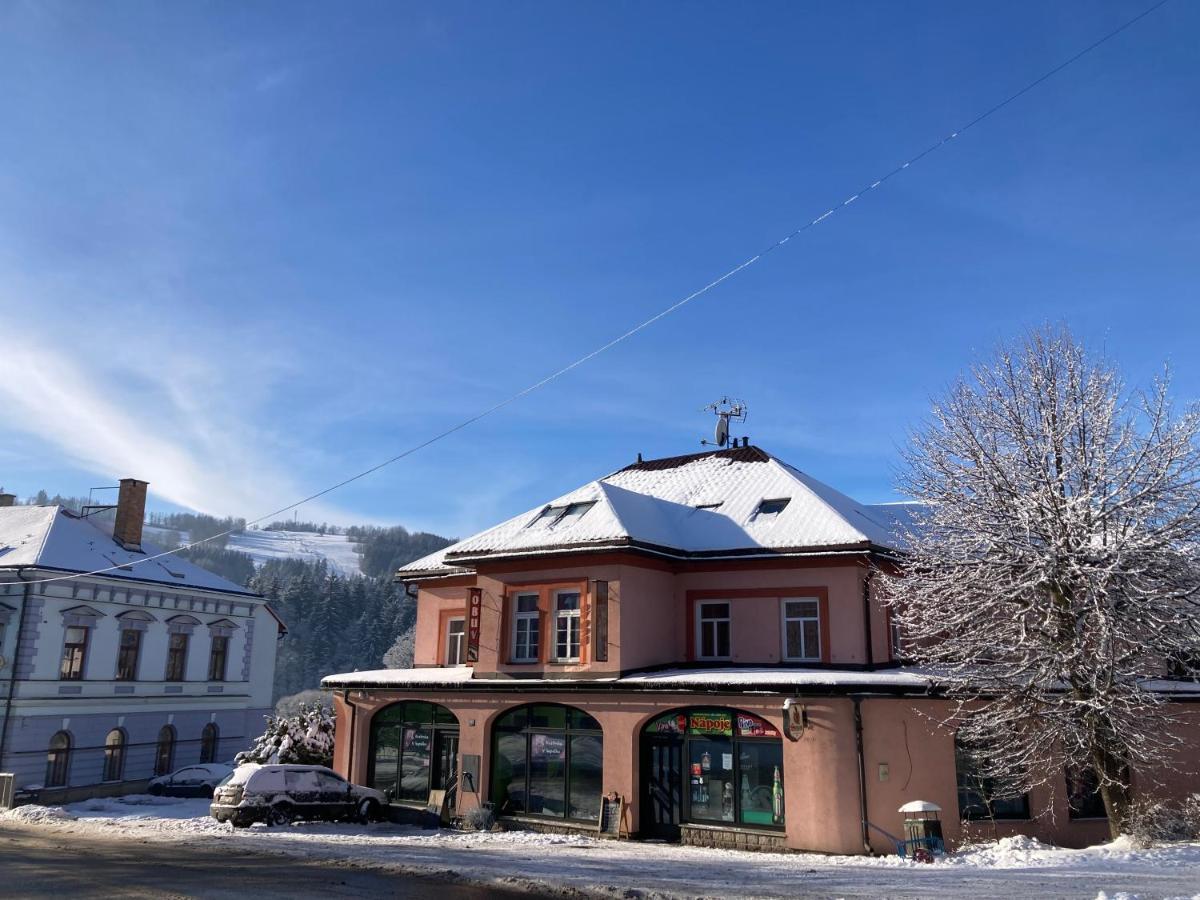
left=18, top=0, right=1171, bottom=585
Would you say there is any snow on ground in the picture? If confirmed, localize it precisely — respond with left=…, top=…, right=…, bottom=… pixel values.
left=227, top=529, right=363, bottom=576
left=4, top=797, right=1199, bottom=899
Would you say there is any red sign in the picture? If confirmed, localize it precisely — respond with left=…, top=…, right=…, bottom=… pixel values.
left=466, top=588, right=482, bottom=663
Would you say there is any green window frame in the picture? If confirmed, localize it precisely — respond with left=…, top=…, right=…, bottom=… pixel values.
left=490, top=703, right=603, bottom=822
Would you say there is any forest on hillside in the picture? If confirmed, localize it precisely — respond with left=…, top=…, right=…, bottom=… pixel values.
left=181, top=523, right=453, bottom=701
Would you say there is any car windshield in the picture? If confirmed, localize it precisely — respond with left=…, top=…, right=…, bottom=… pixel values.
left=216, top=771, right=237, bottom=787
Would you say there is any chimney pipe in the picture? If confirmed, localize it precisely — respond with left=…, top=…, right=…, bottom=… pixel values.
left=0, top=493, right=15, bottom=508
left=113, top=478, right=148, bottom=551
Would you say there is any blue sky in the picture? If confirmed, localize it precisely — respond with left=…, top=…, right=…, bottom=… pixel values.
left=1, top=1, right=1197, bottom=539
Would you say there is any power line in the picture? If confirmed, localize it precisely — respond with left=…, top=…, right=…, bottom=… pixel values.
left=17, top=0, right=1171, bottom=586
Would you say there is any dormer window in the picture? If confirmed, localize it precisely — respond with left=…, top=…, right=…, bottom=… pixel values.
left=754, top=498, right=790, bottom=519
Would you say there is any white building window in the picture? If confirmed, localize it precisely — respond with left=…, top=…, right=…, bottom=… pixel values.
left=445, top=617, right=466, bottom=666
left=553, top=591, right=581, bottom=662
left=696, top=601, right=731, bottom=660
left=511, top=594, right=540, bottom=662
left=781, top=598, right=821, bottom=661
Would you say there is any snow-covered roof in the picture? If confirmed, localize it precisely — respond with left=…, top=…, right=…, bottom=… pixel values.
left=321, top=665, right=940, bottom=692
left=0, top=505, right=259, bottom=596
left=400, top=446, right=923, bottom=577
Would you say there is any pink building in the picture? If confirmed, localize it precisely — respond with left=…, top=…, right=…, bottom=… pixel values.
left=324, top=445, right=1200, bottom=853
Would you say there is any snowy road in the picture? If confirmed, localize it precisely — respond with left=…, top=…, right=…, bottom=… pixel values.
left=4, top=797, right=1200, bottom=899
left=0, top=824, right=537, bottom=899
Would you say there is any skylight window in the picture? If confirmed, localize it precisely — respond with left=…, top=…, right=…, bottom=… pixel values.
left=755, top=498, right=791, bottom=519
left=694, top=502, right=723, bottom=511
left=526, top=501, right=596, bottom=529
left=556, top=501, right=596, bottom=527
left=529, top=506, right=560, bottom=528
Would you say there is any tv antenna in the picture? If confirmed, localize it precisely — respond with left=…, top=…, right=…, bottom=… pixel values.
left=701, top=397, right=748, bottom=448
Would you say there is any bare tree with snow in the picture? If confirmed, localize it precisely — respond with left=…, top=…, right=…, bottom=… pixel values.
left=886, top=326, right=1200, bottom=837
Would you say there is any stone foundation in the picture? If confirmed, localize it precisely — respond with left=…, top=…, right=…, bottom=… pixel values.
left=498, top=816, right=597, bottom=837
left=680, top=823, right=787, bottom=852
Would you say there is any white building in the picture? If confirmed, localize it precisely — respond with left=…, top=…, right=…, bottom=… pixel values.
left=0, top=480, right=282, bottom=801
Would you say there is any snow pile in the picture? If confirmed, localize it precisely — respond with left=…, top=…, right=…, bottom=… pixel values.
left=951, top=834, right=1055, bottom=868
left=2, top=804, right=76, bottom=823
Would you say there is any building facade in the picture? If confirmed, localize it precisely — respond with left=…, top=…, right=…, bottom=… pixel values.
left=0, top=480, right=282, bottom=802
left=323, top=446, right=1200, bottom=853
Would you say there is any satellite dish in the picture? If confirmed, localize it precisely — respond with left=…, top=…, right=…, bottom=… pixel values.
left=714, top=416, right=729, bottom=447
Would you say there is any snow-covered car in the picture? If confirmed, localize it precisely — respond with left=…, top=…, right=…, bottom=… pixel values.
left=209, top=763, right=386, bottom=827
left=148, top=763, right=234, bottom=798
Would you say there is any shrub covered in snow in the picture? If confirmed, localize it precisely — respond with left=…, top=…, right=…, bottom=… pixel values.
left=461, top=804, right=496, bottom=832
left=1124, top=794, right=1200, bottom=847
left=237, top=701, right=335, bottom=767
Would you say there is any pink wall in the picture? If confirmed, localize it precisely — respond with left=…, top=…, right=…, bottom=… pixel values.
left=410, top=556, right=881, bottom=676
left=675, top=564, right=868, bottom=664
left=332, top=689, right=1200, bottom=854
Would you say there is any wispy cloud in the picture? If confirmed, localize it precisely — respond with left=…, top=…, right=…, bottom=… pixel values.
left=0, top=327, right=357, bottom=523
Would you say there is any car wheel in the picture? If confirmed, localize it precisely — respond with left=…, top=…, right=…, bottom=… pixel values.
left=147, top=783, right=163, bottom=797
left=357, top=799, right=379, bottom=824
left=268, top=803, right=295, bottom=827
left=203, top=785, right=215, bottom=799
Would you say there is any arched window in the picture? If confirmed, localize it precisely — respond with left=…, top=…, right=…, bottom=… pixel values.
left=368, top=701, right=459, bottom=803
left=103, top=729, right=127, bottom=782
left=490, top=704, right=603, bottom=821
left=155, top=725, right=176, bottom=776
left=199, top=723, right=219, bottom=764
left=640, top=708, right=784, bottom=838
left=45, top=731, right=72, bottom=788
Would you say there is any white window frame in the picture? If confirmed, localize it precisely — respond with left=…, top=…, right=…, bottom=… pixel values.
left=552, top=590, right=581, bottom=662
left=511, top=593, right=540, bottom=663
left=890, top=615, right=903, bottom=661
left=694, top=600, right=731, bottom=661
left=780, top=598, right=821, bottom=662
left=444, top=616, right=466, bottom=666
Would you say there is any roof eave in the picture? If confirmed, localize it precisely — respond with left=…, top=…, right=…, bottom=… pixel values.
left=399, top=539, right=900, bottom=582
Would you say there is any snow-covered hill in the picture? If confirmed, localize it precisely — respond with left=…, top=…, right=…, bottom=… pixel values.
left=143, top=525, right=363, bottom=576
left=228, top=529, right=363, bottom=576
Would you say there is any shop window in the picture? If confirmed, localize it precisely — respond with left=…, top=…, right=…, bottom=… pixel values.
left=695, top=602, right=731, bottom=660
left=553, top=592, right=581, bottom=662
left=511, top=594, right=540, bottom=662
left=781, top=599, right=821, bottom=661
left=165, top=633, right=189, bottom=681
left=642, top=708, right=785, bottom=830
left=155, top=725, right=176, bottom=776
left=490, top=703, right=602, bottom=821
left=1066, top=766, right=1110, bottom=819
left=45, top=731, right=71, bottom=787
left=116, top=629, right=142, bottom=681
left=103, top=729, right=126, bottom=782
left=445, top=618, right=466, bottom=666
left=208, top=636, right=229, bottom=682
left=59, top=626, right=89, bottom=680
left=200, top=723, right=219, bottom=764
left=955, top=740, right=1029, bottom=820
left=368, top=701, right=458, bottom=803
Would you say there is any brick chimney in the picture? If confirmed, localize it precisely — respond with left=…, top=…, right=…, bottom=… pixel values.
left=113, top=478, right=148, bottom=550
left=0, top=492, right=14, bottom=508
